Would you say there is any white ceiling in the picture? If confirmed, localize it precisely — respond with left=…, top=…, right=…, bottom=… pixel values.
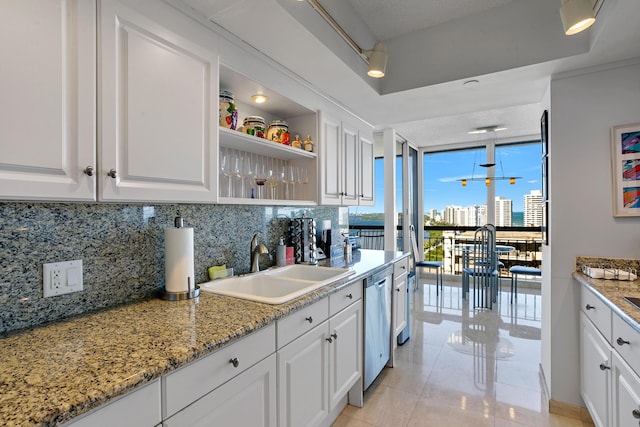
left=175, top=0, right=640, bottom=149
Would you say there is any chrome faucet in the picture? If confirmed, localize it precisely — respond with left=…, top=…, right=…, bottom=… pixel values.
left=250, top=233, right=269, bottom=273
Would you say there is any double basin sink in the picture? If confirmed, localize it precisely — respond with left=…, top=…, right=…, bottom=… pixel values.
left=200, top=264, right=355, bottom=304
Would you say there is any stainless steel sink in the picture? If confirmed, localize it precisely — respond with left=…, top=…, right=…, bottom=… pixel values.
left=200, top=265, right=354, bottom=304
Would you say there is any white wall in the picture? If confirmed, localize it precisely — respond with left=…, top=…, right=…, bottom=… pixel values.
left=544, top=58, right=640, bottom=406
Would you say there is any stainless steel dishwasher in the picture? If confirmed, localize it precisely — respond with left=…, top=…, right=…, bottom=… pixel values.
left=363, top=265, right=393, bottom=390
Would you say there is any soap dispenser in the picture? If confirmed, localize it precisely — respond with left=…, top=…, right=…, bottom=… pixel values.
left=276, top=236, right=287, bottom=267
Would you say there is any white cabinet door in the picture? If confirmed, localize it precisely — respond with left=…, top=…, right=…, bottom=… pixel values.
left=277, top=321, right=329, bottom=427
left=0, top=0, right=96, bottom=201
left=318, top=112, right=342, bottom=205
left=581, top=313, right=611, bottom=427
left=99, top=0, right=218, bottom=202
left=341, top=121, right=359, bottom=205
left=358, top=131, right=375, bottom=206
left=393, top=274, right=408, bottom=338
left=164, top=355, right=277, bottom=427
left=612, top=351, right=640, bottom=427
left=328, top=301, right=362, bottom=410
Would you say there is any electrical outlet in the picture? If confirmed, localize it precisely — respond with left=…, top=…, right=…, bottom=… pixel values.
left=43, top=260, right=83, bottom=297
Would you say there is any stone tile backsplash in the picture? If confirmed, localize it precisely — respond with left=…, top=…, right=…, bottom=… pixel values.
left=0, top=202, right=341, bottom=334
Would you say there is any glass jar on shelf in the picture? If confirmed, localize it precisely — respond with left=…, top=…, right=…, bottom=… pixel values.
left=219, top=90, right=238, bottom=130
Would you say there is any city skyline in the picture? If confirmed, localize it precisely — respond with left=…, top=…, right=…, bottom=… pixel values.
left=350, top=142, right=542, bottom=217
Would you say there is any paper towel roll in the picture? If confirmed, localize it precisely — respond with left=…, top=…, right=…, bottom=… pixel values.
left=165, top=227, right=195, bottom=293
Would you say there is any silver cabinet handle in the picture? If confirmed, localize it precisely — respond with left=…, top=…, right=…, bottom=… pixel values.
left=83, top=166, right=94, bottom=176
left=617, top=337, right=630, bottom=346
left=599, top=363, right=610, bottom=371
left=229, top=357, right=239, bottom=368
left=305, top=316, right=313, bottom=323
left=585, top=304, right=595, bottom=310
left=107, top=169, right=117, bottom=179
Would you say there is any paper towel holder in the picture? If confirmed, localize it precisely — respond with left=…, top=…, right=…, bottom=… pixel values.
left=160, top=215, right=201, bottom=301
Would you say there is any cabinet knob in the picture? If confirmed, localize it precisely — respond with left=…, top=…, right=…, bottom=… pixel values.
left=617, top=337, right=630, bottom=346
left=331, top=332, right=337, bottom=340
left=83, top=166, right=94, bottom=176
left=396, top=288, right=401, bottom=292
left=346, top=293, right=353, bottom=299
left=632, top=409, right=640, bottom=419
left=599, top=363, right=610, bottom=371
left=305, top=316, right=313, bottom=323
left=107, top=169, right=117, bottom=179
left=585, top=304, right=595, bottom=310
left=325, top=336, right=333, bottom=343
left=229, top=357, right=239, bottom=368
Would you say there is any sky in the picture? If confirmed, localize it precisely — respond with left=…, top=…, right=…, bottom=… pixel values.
left=351, top=142, right=542, bottom=215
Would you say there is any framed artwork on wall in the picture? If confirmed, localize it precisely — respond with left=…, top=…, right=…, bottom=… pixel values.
left=611, top=123, right=640, bottom=217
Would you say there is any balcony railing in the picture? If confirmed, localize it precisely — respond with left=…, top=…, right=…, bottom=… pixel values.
left=349, top=224, right=543, bottom=279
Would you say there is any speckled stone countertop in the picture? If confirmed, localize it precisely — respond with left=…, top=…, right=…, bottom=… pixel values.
left=0, top=249, right=407, bottom=427
left=573, top=256, right=640, bottom=331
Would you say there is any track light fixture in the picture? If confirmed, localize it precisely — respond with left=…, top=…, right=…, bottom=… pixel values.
left=365, top=42, right=387, bottom=78
left=560, top=0, right=596, bottom=35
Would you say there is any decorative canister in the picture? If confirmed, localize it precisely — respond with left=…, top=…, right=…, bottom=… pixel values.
left=243, top=116, right=266, bottom=138
left=219, top=90, right=238, bottom=130
left=267, top=120, right=290, bottom=145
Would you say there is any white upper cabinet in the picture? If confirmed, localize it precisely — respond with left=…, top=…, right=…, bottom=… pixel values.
left=98, top=0, right=218, bottom=202
left=0, top=0, right=96, bottom=201
left=319, top=112, right=374, bottom=206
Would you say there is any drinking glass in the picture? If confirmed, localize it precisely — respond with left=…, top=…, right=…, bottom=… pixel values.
left=232, top=150, right=243, bottom=198
left=297, top=167, right=308, bottom=199
left=242, top=153, right=254, bottom=198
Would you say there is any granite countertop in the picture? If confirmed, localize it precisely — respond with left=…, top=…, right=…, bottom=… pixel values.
left=573, top=256, right=640, bottom=331
left=0, top=249, right=407, bottom=426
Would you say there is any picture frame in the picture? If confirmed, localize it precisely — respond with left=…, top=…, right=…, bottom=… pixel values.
left=610, top=123, right=640, bottom=217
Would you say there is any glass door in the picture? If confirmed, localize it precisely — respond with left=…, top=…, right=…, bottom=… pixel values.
left=398, top=142, right=419, bottom=252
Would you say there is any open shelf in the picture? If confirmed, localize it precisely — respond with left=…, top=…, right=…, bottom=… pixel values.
left=219, top=128, right=316, bottom=160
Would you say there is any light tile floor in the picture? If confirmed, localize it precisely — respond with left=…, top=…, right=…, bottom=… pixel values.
left=333, top=277, right=594, bottom=427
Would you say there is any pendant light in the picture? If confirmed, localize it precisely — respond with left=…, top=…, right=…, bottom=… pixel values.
left=560, top=0, right=596, bottom=35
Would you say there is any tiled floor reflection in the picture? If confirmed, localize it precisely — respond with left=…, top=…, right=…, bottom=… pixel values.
left=333, top=277, right=594, bottom=427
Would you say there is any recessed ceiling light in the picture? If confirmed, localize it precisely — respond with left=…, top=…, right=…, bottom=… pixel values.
left=468, top=125, right=507, bottom=134
left=251, top=94, right=268, bottom=104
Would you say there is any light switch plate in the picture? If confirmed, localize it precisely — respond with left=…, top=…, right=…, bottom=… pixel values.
left=43, top=260, right=83, bottom=297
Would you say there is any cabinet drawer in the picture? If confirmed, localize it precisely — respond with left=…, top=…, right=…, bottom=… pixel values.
left=581, top=285, right=612, bottom=344
left=64, top=379, right=161, bottom=427
left=277, top=298, right=329, bottom=349
left=394, top=257, right=409, bottom=278
left=330, top=280, right=363, bottom=317
left=612, top=314, right=640, bottom=376
left=162, top=323, right=276, bottom=418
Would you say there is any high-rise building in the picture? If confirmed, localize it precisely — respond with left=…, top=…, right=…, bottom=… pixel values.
left=495, top=197, right=512, bottom=226
left=524, top=190, right=543, bottom=227
left=429, top=208, right=438, bottom=221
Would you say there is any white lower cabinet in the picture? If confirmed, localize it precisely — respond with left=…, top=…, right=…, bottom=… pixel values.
left=580, top=284, right=640, bottom=427
left=163, top=354, right=277, bottom=427
left=278, top=300, right=363, bottom=427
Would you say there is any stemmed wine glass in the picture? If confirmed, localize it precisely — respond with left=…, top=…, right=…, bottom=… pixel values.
left=232, top=151, right=243, bottom=198
left=283, top=164, right=296, bottom=200
left=297, top=167, right=308, bottom=199
left=267, top=158, right=282, bottom=200
left=253, top=155, right=267, bottom=199
left=219, top=148, right=234, bottom=197
left=241, top=153, right=254, bottom=198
